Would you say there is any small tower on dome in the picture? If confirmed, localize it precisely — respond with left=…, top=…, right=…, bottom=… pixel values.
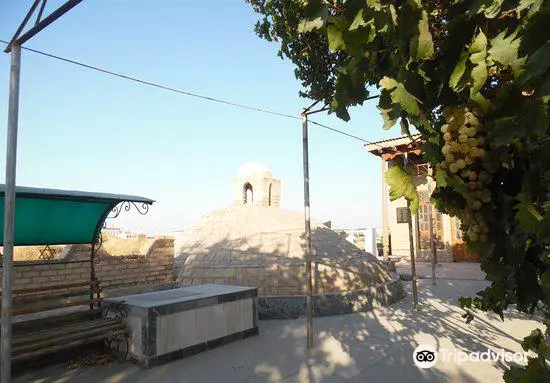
left=233, top=162, right=281, bottom=207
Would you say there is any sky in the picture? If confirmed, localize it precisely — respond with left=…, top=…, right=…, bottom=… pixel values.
left=0, top=0, right=399, bottom=235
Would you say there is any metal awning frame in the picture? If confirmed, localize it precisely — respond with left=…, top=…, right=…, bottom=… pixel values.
left=0, top=185, right=154, bottom=246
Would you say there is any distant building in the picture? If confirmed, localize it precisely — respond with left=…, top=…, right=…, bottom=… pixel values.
left=333, top=228, right=366, bottom=250
left=366, top=136, right=477, bottom=262
left=103, top=227, right=142, bottom=239
left=123, top=232, right=140, bottom=239
left=332, top=228, right=378, bottom=256
left=103, top=227, right=123, bottom=237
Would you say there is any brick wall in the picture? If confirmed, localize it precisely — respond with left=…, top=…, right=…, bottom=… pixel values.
left=0, top=237, right=174, bottom=292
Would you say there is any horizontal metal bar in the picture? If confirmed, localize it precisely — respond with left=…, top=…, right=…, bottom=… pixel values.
left=6, top=0, right=41, bottom=49
left=4, top=0, right=84, bottom=53
left=35, top=0, right=48, bottom=26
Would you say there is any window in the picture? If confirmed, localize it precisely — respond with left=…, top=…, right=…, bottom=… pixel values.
left=268, top=184, right=272, bottom=206
left=243, top=183, right=253, bottom=204
left=417, top=201, right=445, bottom=250
left=396, top=207, right=409, bottom=223
left=453, top=216, right=463, bottom=241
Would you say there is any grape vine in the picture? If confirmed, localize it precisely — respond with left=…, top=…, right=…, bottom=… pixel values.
left=439, top=106, right=492, bottom=243
left=246, top=0, right=550, bottom=380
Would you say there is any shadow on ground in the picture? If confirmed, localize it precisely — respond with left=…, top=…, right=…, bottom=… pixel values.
left=14, top=279, right=543, bottom=383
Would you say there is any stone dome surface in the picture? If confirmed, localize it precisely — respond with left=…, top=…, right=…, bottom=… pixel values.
left=175, top=205, right=390, bottom=296
left=236, top=162, right=272, bottom=179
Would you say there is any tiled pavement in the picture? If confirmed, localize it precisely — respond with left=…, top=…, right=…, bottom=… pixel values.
left=15, top=264, right=543, bottom=383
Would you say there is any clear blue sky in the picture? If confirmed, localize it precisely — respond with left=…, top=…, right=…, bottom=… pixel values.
left=0, top=0, right=398, bottom=235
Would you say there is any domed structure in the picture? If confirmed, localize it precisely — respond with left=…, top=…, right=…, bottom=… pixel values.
left=232, top=162, right=281, bottom=207
left=175, top=205, right=390, bottom=296
left=175, top=164, right=396, bottom=300
left=236, top=162, right=272, bottom=179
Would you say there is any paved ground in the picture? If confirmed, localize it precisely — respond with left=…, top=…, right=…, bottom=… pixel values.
left=396, top=261, right=486, bottom=280
left=15, top=263, right=543, bottom=383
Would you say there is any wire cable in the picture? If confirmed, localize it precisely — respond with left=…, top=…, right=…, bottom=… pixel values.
left=0, top=38, right=420, bottom=162
left=0, top=39, right=300, bottom=121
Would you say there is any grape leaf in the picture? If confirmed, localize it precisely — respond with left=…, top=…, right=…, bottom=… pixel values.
left=386, top=162, right=419, bottom=213
left=515, top=192, right=543, bottom=233
left=410, top=10, right=434, bottom=60
left=471, top=92, right=490, bottom=113
left=538, top=215, right=550, bottom=243
left=349, top=9, right=367, bottom=31
left=541, top=269, right=550, bottom=301
left=422, top=142, right=442, bottom=163
left=378, top=89, right=401, bottom=130
left=389, top=4, right=397, bottom=25
left=469, top=30, right=488, bottom=97
left=518, top=42, right=550, bottom=85
left=327, top=16, right=346, bottom=51
left=330, top=97, right=351, bottom=121
left=539, top=75, right=550, bottom=101
left=504, top=355, right=550, bottom=382
left=488, top=29, right=526, bottom=76
left=450, top=51, right=469, bottom=91
left=298, top=6, right=328, bottom=33
left=447, top=174, right=469, bottom=199
left=517, top=0, right=543, bottom=17
left=379, top=77, right=422, bottom=116
left=379, top=107, right=398, bottom=130
left=471, top=0, right=503, bottom=19
left=489, top=117, right=519, bottom=146
left=366, top=0, right=382, bottom=11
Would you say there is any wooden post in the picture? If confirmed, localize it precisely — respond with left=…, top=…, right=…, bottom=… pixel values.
left=404, top=153, right=418, bottom=310
left=381, top=156, right=390, bottom=260
left=427, top=173, right=437, bottom=286
left=1, top=42, right=21, bottom=383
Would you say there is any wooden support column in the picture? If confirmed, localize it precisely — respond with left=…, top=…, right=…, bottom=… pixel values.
left=381, top=155, right=390, bottom=260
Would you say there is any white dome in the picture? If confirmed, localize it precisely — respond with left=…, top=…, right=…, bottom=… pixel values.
left=174, top=205, right=390, bottom=296
left=236, top=162, right=272, bottom=179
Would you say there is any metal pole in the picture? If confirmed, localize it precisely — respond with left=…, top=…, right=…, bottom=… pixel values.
left=404, top=154, right=418, bottom=310
left=90, top=240, right=95, bottom=310
left=301, top=112, right=314, bottom=351
left=1, top=42, right=21, bottom=383
left=407, top=201, right=419, bottom=310
left=427, top=175, right=436, bottom=286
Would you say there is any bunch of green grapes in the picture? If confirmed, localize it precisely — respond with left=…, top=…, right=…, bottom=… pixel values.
left=439, top=106, right=493, bottom=242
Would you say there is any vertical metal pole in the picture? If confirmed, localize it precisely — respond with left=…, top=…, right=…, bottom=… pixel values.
left=404, top=154, right=418, bottom=310
left=301, top=112, right=314, bottom=351
left=1, top=42, right=21, bottom=383
left=427, top=175, right=436, bottom=286
left=90, top=240, right=95, bottom=310
left=407, top=202, right=419, bottom=310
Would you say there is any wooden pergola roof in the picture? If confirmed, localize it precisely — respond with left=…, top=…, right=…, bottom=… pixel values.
left=364, top=134, right=423, bottom=160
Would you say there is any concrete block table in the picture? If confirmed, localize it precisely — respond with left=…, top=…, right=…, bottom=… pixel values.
left=105, top=284, right=258, bottom=367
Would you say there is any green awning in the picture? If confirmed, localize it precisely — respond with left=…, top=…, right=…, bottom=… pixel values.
left=0, top=185, right=154, bottom=246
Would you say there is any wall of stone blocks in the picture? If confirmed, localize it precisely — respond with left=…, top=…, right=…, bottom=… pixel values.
left=177, top=261, right=382, bottom=297
left=0, top=237, right=175, bottom=292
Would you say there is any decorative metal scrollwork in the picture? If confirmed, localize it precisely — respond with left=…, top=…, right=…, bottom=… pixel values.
left=93, top=232, right=103, bottom=264
left=108, top=201, right=150, bottom=219
left=105, top=333, right=129, bottom=362
left=102, top=302, right=128, bottom=320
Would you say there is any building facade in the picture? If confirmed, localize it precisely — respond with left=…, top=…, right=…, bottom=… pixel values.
left=366, top=136, right=476, bottom=263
